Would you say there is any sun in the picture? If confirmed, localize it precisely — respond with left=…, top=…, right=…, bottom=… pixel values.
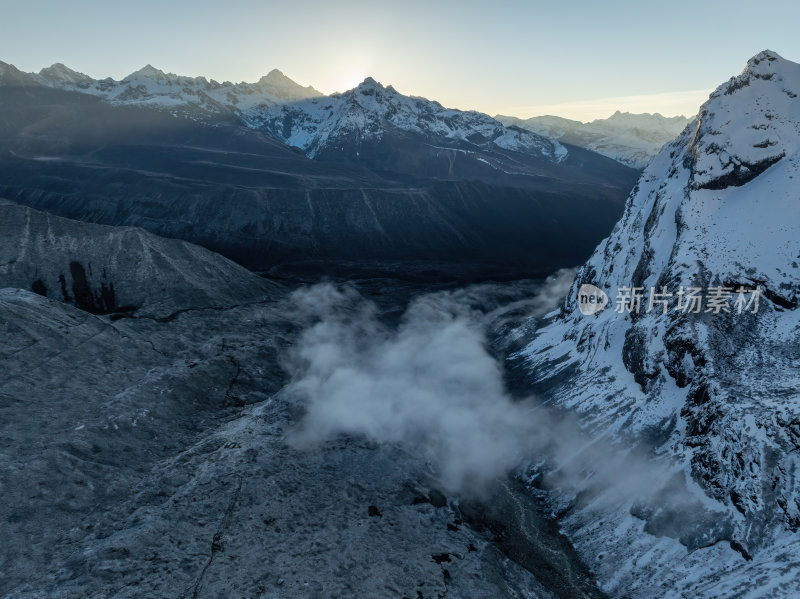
left=323, top=67, right=370, bottom=94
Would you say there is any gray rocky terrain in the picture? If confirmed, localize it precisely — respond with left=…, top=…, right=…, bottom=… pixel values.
left=0, top=200, right=277, bottom=318
left=0, top=207, right=603, bottom=598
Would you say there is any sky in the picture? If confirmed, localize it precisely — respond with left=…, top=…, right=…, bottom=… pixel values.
left=1, top=0, right=798, bottom=121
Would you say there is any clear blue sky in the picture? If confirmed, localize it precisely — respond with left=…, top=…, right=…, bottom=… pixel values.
left=1, top=0, right=798, bottom=120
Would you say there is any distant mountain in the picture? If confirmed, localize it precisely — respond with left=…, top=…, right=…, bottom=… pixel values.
left=0, top=63, right=639, bottom=276
left=496, top=111, right=692, bottom=168
left=0, top=60, right=39, bottom=86
left=516, top=50, right=800, bottom=597
left=8, top=61, right=323, bottom=119
left=4, top=60, right=644, bottom=184
left=4, top=59, right=689, bottom=171
left=246, top=77, right=567, bottom=173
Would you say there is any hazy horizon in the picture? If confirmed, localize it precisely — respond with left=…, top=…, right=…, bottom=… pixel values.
left=1, top=0, right=798, bottom=121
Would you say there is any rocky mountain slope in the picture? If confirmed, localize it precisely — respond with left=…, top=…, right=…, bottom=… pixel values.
left=0, top=206, right=604, bottom=598
left=0, top=200, right=276, bottom=318
left=497, top=111, right=692, bottom=168
left=515, top=50, right=800, bottom=597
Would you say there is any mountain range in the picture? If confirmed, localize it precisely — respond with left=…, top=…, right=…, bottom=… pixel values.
left=1, top=59, right=688, bottom=170
left=0, top=60, right=321, bottom=116
left=496, top=111, right=692, bottom=168
left=0, top=59, right=638, bottom=278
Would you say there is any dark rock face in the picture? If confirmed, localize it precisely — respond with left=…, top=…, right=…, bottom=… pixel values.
left=692, top=152, right=785, bottom=190
left=67, top=261, right=117, bottom=314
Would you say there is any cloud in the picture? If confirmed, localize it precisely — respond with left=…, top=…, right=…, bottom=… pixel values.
left=283, top=282, right=541, bottom=493
left=280, top=278, right=706, bottom=517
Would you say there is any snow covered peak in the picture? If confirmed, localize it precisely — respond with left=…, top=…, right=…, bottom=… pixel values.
left=258, top=68, right=287, bottom=84
left=354, top=76, right=381, bottom=90
left=523, top=49, right=800, bottom=446
left=600, top=110, right=679, bottom=125
left=335, top=76, right=403, bottom=107
left=37, top=63, right=93, bottom=87
left=255, top=68, right=321, bottom=101
left=331, top=76, right=396, bottom=103
left=2, top=59, right=322, bottom=116
left=518, top=50, right=800, bottom=595
left=125, top=64, right=170, bottom=81
left=245, top=79, right=567, bottom=162
left=688, top=49, right=800, bottom=189
left=740, top=49, right=791, bottom=77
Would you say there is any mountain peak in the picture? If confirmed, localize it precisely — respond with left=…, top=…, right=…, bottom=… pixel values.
left=347, top=76, right=392, bottom=98
left=38, top=63, right=92, bottom=85
left=747, top=48, right=784, bottom=67
left=0, top=60, right=38, bottom=86
left=357, top=76, right=382, bottom=90
left=258, top=68, right=288, bottom=84
left=255, top=68, right=321, bottom=99
left=521, top=52, right=800, bottom=592
left=126, top=64, right=168, bottom=80
left=734, top=49, right=794, bottom=82
left=690, top=50, right=800, bottom=189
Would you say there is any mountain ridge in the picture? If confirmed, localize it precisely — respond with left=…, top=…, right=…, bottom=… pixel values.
left=3, top=60, right=572, bottom=172
left=1, top=58, right=688, bottom=171
left=12, top=60, right=324, bottom=118
left=246, top=75, right=568, bottom=163
left=0, top=199, right=278, bottom=318
left=496, top=110, right=692, bottom=168
left=0, top=81, right=638, bottom=274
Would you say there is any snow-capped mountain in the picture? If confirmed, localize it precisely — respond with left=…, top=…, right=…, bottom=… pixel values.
left=516, top=50, right=800, bottom=597
left=7, top=60, right=567, bottom=167
left=496, top=111, right=692, bottom=168
left=246, top=77, right=568, bottom=164
left=3, top=60, right=583, bottom=178
left=3, top=59, right=676, bottom=189
left=0, top=77, right=638, bottom=274
left=3, top=59, right=685, bottom=174
left=21, top=62, right=323, bottom=116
